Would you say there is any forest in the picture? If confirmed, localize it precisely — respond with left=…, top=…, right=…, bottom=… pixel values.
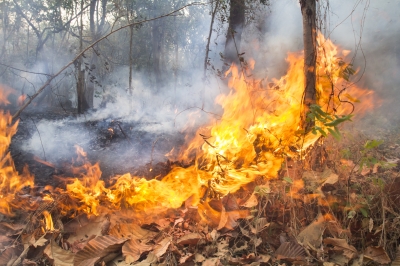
left=0, top=0, right=400, bottom=265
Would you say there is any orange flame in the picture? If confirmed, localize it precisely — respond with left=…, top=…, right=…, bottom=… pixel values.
left=0, top=33, right=375, bottom=217
left=42, top=210, right=54, bottom=231
left=0, top=86, right=34, bottom=215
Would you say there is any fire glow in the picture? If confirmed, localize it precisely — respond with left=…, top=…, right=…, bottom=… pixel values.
left=0, top=33, right=374, bottom=218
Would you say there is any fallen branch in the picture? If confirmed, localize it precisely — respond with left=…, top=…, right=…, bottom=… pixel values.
left=12, top=1, right=205, bottom=120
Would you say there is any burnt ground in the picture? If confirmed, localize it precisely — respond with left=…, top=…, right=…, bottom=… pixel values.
left=9, top=107, right=187, bottom=188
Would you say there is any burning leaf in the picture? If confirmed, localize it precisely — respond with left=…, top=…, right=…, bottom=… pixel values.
left=177, top=233, right=203, bottom=246
left=364, top=246, right=391, bottom=264
left=121, top=239, right=152, bottom=263
left=43, top=239, right=74, bottom=266
left=152, top=237, right=171, bottom=258
left=73, top=235, right=127, bottom=266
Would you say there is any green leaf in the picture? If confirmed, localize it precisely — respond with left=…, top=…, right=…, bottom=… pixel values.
left=364, top=140, right=383, bottom=150
left=327, top=127, right=341, bottom=140
left=359, top=208, right=369, bottom=218
left=283, top=176, right=293, bottom=184
left=347, top=210, right=356, bottom=219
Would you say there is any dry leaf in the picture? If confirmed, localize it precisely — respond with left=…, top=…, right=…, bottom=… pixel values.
left=73, top=235, right=127, bottom=266
left=364, top=246, right=391, bottom=264
left=43, top=239, right=74, bottom=266
left=121, top=239, right=152, bottom=264
left=203, top=258, right=220, bottom=266
left=323, top=238, right=357, bottom=259
left=177, top=233, right=203, bottom=246
left=109, top=223, right=157, bottom=241
left=33, top=236, right=48, bottom=248
left=240, top=193, right=258, bottom=208
left=0, top=223, right=24, bottom=236
left=152, top=237, right=171, bottom=258
left=21, top=259, right=37, bottom=266
left=275, top=241, right=306, bottom=261
left=0, top=246, right=23, bottom=266
left=221, top=193, right=239, bottom=211
left=297, top=214, right=325, bottom=249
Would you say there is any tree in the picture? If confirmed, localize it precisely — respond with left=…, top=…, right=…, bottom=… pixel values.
left=223, top=0, right=245, bottom=70
left=300, top=0, right=317, bottom=131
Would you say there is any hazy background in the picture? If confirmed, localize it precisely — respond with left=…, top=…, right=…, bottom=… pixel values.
left=5, top=0, right=399, bottom=169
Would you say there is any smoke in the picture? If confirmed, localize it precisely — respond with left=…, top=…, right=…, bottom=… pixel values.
left=15, top=0, right=400, bottom=173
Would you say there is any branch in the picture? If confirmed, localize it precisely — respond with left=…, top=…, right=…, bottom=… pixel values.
left=0, top=62, right=52, bottom=77
left=12, top=1, right=205, bottom=120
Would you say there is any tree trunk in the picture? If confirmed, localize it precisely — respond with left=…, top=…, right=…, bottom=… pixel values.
left=77, top=0, right=89, bottom=113
left=151, top=19, right=162, bottom=91
left=223, top=0, right=245, bottom=70
left=128, top=25, right=134, bottom=93
left=300, top=0, right=317, bottom=131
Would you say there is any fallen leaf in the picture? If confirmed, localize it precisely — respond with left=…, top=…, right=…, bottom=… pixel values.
left=194, top=253, right=205, bottom=263
left=203, top=258, right=220, bottom=266
left=240, top=193, right=258, bottom=208
left=221, top=193, right=239, bottom=211
left=21, top=259, right=37, bottom=266
left=121, top=239, right=152, bottom=264
left=323, top=238, right=357, bottom=259
left=43, top=239, right=74, bottom=266
left=177, top=233, right=203, bottom=246
left=0, top=246, right=23, bottom=266
left=275, top=241, right=306, bottom=261
left=364, top=246, right=391, bottom=264
left=0, top=223, right=24, bottom=236
left=33, top=236, right=48, bottom=248
left=109, top=223, right=157, bottom=241
left=73, top=235, right=127, bottom=266
left=297, top=214, right=325, bottom=249
left=152, top=237, right=171, bottom=258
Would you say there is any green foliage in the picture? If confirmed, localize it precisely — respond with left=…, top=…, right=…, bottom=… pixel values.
left=359, top=139, right=395, bottom=173
left=307, top=104, right=353, bottom=140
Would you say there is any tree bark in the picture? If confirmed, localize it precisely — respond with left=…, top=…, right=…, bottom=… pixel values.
left=300, top=0, right=317, bottom=131
left=223, top=0, right=245, bottom=70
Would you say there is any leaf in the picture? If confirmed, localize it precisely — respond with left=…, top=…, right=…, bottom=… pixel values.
left=364, top=140, right=383, bottom=150
left=364, top=246, right=391, bottom=264
left=43, top=239, right=74, bottom=266
left=177, top=233, right=203, bottom=246
left=109, top=223, right=157, bottom=241
left=297, top=214, right=325, bottom=249
left=121, top=239, right=152, bottom=264
left=73, top=235, right=127, bottom=266
left=152, top=237, right=171, bottom=258
left=0, top=246, right=23, bottom=266
left=240, top=193, right=258, bottom=208
left=359, top=208, right=369, bottom=218
left=323, top=238, right=357, bottom=259
left=327, top=127, right=341, bottom=140
left=283, top=176, right=293, bottom=184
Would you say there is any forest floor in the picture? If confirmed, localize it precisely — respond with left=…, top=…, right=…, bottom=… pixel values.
left=1, top=109, right=400, bottom=266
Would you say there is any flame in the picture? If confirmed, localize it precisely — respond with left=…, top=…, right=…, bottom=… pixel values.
left=0, top=33, right=375, bottom=217
left=0, top=86, right=34, bottom=215
left=42, top=210, right=54, bottom=231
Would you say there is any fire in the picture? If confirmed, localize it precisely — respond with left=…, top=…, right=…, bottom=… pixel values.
left=0, top=86, right=34, bottom=215
left=42, top=210, right=54, bottom=231
left=0, top=33, right=374, bottom=217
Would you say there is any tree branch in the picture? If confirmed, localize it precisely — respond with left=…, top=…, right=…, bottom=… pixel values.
left=12, top=1, right=206, bottom=120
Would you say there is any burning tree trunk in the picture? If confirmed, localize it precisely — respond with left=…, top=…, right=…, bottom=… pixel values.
left=300, top=0, right=317, bottom=132
left=223, top=0, right=245, bottom=71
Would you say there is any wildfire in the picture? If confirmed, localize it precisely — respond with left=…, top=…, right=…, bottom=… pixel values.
left=0, top=86, right=34, bottom=215
left=0, top=33, right=374, bottom=217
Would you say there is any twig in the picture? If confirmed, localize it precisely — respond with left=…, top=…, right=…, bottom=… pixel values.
left=117, top=122, right=132, bottom=145
left=149, top=137, right=160, bottom=170
left=30, top=117, right=46, bottom=160
left=12, top=1, right=205, bottom=120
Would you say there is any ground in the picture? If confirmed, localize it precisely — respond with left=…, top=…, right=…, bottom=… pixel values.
left=1, top=109, right=400, bottom=266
